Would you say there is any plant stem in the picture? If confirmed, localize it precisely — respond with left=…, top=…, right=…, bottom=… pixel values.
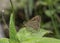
left=9, top=0, right=15, bottom=20
left=24, top=5, right=29, bottom=21
left=10, top=0, right=14, bottom=12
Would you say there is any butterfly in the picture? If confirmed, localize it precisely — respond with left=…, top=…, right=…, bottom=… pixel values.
left=24, top=15, right=41, bottom=31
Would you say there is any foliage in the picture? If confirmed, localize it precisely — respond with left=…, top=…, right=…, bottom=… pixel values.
left=0, top=0, right=60, bottom=43
left=0, top=12, right=60, bottom=43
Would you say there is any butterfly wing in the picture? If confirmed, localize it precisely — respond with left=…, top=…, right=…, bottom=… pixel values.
left=24, top=15, right=41, bottom=31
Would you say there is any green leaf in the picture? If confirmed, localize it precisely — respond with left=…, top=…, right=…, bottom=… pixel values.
left=21, top=37, right=60, bottom=43
left=38, top=37, right=60, bottom=43
left=45, top=10, right=55, bottom=17
left=9, top=39, right=19, bottom=43
left=9, top=13, right=19, bottom=43
left=0, top=38, right=9, bottom=43
left=17, top=27, right=51, bottom=42
left=17, top=28, right=32, bottom=41
left=37, top=29, right=51, bottom=37
left=9, top=13, right=17, bottom=40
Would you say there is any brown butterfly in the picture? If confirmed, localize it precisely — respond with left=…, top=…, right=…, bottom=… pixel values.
left=24, top=15, right=41, bottom=31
